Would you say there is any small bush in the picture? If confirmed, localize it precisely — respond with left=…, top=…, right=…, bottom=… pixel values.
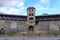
left=38, top=34, right=40, bottom=36
left=8, top=33, right=13, bottom=36
left=54, top=33, right=58, bottom=36
left=22, top=34, right=25, bottom=36
left=7, top=32, right=16, bottom=36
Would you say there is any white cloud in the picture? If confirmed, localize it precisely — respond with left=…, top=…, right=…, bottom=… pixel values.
left=0, top=7, right=26, bottom=15
left=40, top=7, right=48, bottom=10
left=34, top=4, right=48, bottom=10
left=33, top=0, right=57, bottom=11
left=0, top=0, right=26, bottom=15
left=0, top=7, right=8, bottom=14
left=34, top=4, right=57, bottom=11
left=40, top=0, right=49, bottom=3
left=18, top=2, right=24, bottom=7
left=40, top=0, right=50, bottom=4
left=0, top=0, right=17, bottom=7
left=8, top=7, right=19, bottom=15
left=39, top=0, right=50, bottom=7
left=0, top=7, right=19, bottom=15
left=20, top=12, right=27, bottom=15
left=0, top=0, right=25, bottom=7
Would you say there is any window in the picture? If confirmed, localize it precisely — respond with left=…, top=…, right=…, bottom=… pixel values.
left=32, top=14, right=33, bottom=16
left=36, top=21, right=38, bottom=25
left=29, top=9, right=31, bottom=11
left=1, top=28, right=3, bottom=30
left=29, top=18, right=33, bottom=20
left=29, top=14, right=31, bottom=16
left=32, top=9, right=33, bottom=11
left=29, top=14, right=34, bottom=16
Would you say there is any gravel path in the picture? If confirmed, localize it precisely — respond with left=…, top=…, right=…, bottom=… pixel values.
left=0, top=37, right=60, bottom=40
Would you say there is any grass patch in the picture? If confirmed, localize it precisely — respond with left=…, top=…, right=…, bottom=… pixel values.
left=54, top=33, right=58, bottom=36
left=6, top=33, right=15, bottom=36
left=0, top=32, right=16, bottom=36
left=37, top=32, right=42, bottom=36
left=47, top=33, right=59, bottom=37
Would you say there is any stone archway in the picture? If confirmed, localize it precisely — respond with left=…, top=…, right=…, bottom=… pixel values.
left=28, top=26, right=34, bottom=32
left=0, top=23, right=4, bottom=34
left=0, top=28, right=4, bottom=34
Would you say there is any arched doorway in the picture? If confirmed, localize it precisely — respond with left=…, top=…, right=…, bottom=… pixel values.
left=0, top=28, right=4, bottom=34
left=0, top=23, right=4, bottom=34
left=28, top=26, right=34, bottom=31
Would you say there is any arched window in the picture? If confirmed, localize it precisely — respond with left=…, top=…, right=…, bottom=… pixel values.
left=29, top=9, right=31, bottom=11
left=32, top=9, right=33, bottom=11
left=29, top=18, right=33, bottom=20
left=29, top=14, right=34, bottom=16
left=32, top=14, right=33, bottom=16
left=29, top=14, right=31, bottom=16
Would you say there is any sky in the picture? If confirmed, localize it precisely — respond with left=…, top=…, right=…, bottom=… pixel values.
left=0, top=0, right=60, bottom=16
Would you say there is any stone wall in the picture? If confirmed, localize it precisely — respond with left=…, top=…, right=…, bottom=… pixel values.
left=36, top=21, right=60, bottom=33
left=35, top=21, right=49, bottom=33
left=0, top=20, right=28, bottom=33
left=49, top=21, right=60, bottom=33
left=0, top=20, right=60, bottom=33
left=4, top=20, right=12, bottom=33
left=17, top=21, right=28, bottom=32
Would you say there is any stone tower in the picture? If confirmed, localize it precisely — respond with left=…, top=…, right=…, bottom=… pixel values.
left=27, top=7, right=35, bottom=32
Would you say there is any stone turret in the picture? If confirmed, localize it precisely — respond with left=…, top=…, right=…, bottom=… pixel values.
left=27, top=7, right=36, bottom=32
left=27, top=7, right=35, bottom=25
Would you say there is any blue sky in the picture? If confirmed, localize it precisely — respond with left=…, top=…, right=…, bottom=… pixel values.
left=0, top=0, right=60, bottom=16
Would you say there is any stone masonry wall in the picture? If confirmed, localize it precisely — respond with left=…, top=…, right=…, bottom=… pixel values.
left=36, top=21, right=60, bottom=33
left=35, top=21, right=49, bottom=33
left=17, top=21, right=28, bottom=33
left=0, top=20, right=60, bottom=33
left=0, top=20, right=28, bottom=33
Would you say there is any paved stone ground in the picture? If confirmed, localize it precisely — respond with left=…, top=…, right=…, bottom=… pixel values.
left=0, top=37, right=60, bottom=40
